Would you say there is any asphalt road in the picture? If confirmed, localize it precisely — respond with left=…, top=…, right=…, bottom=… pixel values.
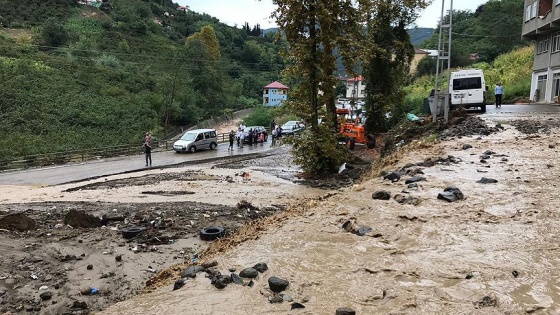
left=0, top=142, right=274, bottom=186
left=483, top=103, right=560, bottom=115
left=2, top=104, right=558, bottom=187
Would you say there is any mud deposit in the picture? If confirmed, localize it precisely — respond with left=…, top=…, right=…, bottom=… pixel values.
left=95, top=115, right=560, bottom=315
left=0, top=149, right=353, bottom=315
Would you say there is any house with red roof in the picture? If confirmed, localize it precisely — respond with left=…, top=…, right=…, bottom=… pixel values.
left=340, top=76, right=366, bottom=102
left=263, top=81, right=288, bottom=106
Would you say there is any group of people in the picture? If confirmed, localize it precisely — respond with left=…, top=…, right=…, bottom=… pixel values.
left=227, top=124, right=265, bottom=151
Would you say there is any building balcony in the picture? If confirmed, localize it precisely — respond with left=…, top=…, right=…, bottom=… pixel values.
left=522, top=1, right=560, bottom=39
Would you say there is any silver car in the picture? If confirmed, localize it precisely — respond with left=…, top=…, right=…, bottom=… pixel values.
left=173, top=129, right=218, bottom=153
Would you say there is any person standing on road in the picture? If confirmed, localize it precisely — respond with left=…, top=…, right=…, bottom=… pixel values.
left=143, top=132, right=152, bottom=167
left=495, top=82, right=503, bottom=108
left=270, top=119, right=276, bottom=133
left=239, top=130, right=245, bottom=148
left=228, top=130, right=235, bottom=151
left=236, top=128, right=241, bottom=147
left=271, top=127, right=277, bottom=147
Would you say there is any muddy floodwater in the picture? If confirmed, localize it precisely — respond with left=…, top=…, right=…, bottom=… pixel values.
left=99, top=116, right=560, bottom=315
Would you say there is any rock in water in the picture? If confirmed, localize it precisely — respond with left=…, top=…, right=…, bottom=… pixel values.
left=291, top=302, right=305, bottom=309
left=253, top=262, right=268, bottom=273
left=39, top=291, right=52, bottom=301
left=336, top=307, right=356, bottom=315
left=268, top=276, right=289, bottom=293
left=477, top=177, right=498, bottom=184
left=239, top=267, right=259, bottom=279
left=371, top=190, right=391, bottom=200
left=173, top=278, right=185, bottom=291
left=405, top=176, right=426, bottom=184
left=437, top=186, right=464, bottom=202
left=230, top=273, right=243, bottom=285
left=182, top=265, right=205, bottom=278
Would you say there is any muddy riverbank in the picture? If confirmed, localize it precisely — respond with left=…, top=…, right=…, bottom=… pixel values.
left=2, top=114, right=560, bottom=314
left=0, top=146, right=370, bottom=315
left=97, top=115, right=560, bottom=315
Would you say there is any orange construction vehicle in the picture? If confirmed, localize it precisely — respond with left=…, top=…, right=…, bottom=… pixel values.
left=336, top=107, right=376, bottom=150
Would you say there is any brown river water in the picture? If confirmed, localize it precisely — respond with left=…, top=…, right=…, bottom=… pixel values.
left=98, top=116, right=560, bottom=315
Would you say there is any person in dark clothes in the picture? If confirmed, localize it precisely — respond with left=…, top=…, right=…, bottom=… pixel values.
left=228, top=130, right=235, bottom=151
left=248, top=129, right=253, bottom=146
left=144, top=135, right=152, bottom=167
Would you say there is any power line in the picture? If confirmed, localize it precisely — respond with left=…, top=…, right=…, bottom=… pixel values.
left=451, top=31, right=522, bottom=39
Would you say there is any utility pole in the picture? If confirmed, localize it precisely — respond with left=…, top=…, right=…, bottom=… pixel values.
left=432, top=0, right=453, bottom=123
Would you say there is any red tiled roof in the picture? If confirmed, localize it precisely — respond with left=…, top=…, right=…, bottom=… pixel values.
left=347, top=76, right=363, bottom=82
left=264, top=81, right=289, bottom=89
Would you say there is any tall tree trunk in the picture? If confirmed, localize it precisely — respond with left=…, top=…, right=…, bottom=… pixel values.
left=309, top=2, right=318, bottom=132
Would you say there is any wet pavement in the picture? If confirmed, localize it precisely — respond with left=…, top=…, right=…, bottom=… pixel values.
left=0, top=142, right=274, bottom=186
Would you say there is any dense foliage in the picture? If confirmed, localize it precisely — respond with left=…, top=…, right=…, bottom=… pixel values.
left=362, top=0, right=428, bottom=133
left=0, top=0, right=284, bottom=160
left=421, top=0, right=526, bottom=65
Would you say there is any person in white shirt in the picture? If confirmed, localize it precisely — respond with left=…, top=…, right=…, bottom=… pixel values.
left=235, top=128, right=241, bottom=147
left=495, top=83, right=503, bottom=108
left=239, top=130, right=245, bottom=148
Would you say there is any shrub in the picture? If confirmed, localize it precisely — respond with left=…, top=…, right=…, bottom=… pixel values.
left=242, top=106, right=275, bottom=127
left=40, top=18, right=68, bottom=47
left=287, top=124, right=349, bottom=174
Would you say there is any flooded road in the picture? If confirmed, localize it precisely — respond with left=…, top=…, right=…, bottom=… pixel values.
left=97, top=111, right=560, bottom=314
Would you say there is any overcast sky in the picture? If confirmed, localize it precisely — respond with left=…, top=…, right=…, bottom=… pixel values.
left=175, top=0, right=488, bottom=29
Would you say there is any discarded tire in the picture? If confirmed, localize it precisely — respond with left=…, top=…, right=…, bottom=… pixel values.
left=199, top=226, right=225, bottom=241
left=120, top=226, right=147, bottom=239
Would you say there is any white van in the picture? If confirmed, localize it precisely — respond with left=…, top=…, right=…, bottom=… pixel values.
left=173, top=129, right=218, bottom=153
left=449, top=69, right=488, bottom=112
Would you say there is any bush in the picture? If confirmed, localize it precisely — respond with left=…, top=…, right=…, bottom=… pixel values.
left=242, top=106, right=275, bottom=127
left=40, top=18, right=68, bottom=47
left=287, top=124, right=349, bottom=174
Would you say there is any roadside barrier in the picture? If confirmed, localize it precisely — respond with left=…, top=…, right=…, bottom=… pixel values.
left=0, top=129, right=270, bottom=172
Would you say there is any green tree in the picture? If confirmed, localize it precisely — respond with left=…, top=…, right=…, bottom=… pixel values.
left=361, top=0, right=429, bottom=133
left=40, top=18, right=68, bottom=47
left=273, top=0, right=363, bottom=174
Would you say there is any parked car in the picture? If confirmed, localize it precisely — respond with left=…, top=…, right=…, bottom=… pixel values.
left=280, top=121, right=305, bottom=136
left=173, top=129, right=218, bottom=153
left=242, top=126, right=268, bottom=143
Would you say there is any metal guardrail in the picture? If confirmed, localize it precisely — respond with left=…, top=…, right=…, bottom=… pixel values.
left=0, top=128, right=272, bottom=172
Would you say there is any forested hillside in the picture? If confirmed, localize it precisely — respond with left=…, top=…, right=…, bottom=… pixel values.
left=0, top=0, right=284, bottom=159
left=420, top=0, right=526, bottom=66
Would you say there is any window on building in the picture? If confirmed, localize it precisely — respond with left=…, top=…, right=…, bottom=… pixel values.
left=552, top=73, right=560, bottom=99
left=532, top=1, right=538, bottom=18
left=526, top=5, right=531, bottom=22
left=537, top=38, right=549, bottom=54
left=553, top=33, right=560, bottom=53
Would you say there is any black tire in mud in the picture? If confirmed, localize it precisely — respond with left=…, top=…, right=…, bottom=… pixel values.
left=200, top=226, right=225, bottom=241
left=121, top=226, right=147, bottom=239
left=189, top=146, right=196, bottom=153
